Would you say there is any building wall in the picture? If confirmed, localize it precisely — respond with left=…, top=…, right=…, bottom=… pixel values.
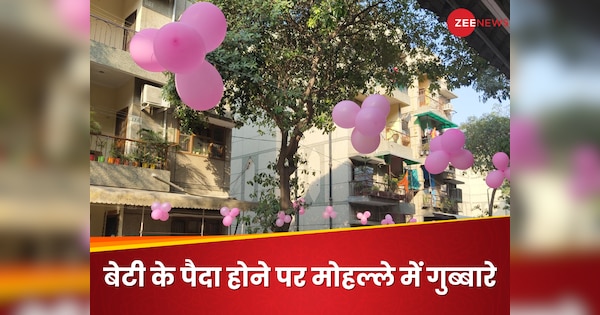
left=455, top=169, right=506, bottom=217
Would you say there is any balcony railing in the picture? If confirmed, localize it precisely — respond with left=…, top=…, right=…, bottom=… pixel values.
left=422, top=190, right=458, bottom=213
left=90, top=133, right=172, bottom=170
left=418, top=94, right=453, bottom=114
left=349, top=181, right=407, bottom=202
left=90, top=14, right=136, bottom=51
left=384, top=128, right=411, bottom=146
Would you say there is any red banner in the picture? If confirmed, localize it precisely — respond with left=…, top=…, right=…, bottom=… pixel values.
left=91, top=217, right=509, bottom=314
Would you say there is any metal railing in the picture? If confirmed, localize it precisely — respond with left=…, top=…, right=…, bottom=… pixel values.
left=349, top=181, right=407, bottom=202
left=384, top=128, right=411, bottom=146
left=90, top=133, right=172, bottom=169
left=418, top=94, right=453, bottom=113
left=90, top=14, right=136, bottom=51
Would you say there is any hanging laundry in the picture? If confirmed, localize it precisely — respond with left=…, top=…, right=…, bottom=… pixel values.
left=409, top=169, right=420, bottom=190
left=398, top=171, right=409, bottom=193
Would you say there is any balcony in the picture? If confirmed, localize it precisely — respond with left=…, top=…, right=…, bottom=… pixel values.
left=348, top=181, right=407, bottom=206
left=90, top=133, right=174, bottom=192
left=422, top=190, right=459, bottom=214
left=90, top=14, right=135, bottom=51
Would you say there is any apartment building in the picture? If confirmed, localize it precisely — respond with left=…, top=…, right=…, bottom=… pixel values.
left=90, top=0, right=252, bottom=236
left=230, top=77, right=465, bottom=231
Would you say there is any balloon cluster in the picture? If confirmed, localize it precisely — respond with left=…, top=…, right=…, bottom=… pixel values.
left=380, top=214, right=395, bottom=225
left=275, top=211, right=292, bottom=227
left=322, top=206, right=337, bottom=219
left=485, top=152, right=510, bottom=189
left=220, top=207, right=240, bottom=227
left=332, top=95, right=391, bottom=154
left=292, top=197, right=306, bottom=215
left=129, top=2, right=227, bottom=111
left=424, top=129, right=474, bottom=174
left=151, top=202, right=172, bottom=221
left=356, top=211, right=371, bottom=225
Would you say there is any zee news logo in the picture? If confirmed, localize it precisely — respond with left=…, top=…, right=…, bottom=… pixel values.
left=447, top=8, right=509, bottom=37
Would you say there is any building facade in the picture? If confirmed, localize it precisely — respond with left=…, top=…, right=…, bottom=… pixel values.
left=90, top=0, right=252, bottom=237
left=230, top=77, right=467, bottom=231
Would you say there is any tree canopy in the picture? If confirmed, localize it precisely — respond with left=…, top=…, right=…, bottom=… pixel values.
left=165, top=0, right=511, bottom=223
left=461, top=112, right=510, bottom=174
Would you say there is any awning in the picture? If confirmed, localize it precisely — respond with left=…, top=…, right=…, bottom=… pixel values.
left=90, top=186, right=256, bottom=210
left=414, top=111, right=458, bottom=129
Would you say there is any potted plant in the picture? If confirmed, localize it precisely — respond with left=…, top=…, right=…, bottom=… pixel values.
left=96, top=137, right=107, bottom=163
left=109, top=143, right=124, bottom=165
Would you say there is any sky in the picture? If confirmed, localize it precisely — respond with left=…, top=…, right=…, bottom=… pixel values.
left=449, top=85, right=509, bottom=126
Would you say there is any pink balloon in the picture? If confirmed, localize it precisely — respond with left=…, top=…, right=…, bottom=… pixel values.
left=329, top=211, right=337, bottom=219
left=151, top=201, right=161, bottom=211
left=364, top=211, right=371, bottom=218
left=503, top=167, right=510, bottom=181
left=129, top=28, right=165, bottom=72
left=381, top=219, right=387, bottom=225
left=175, top=61, right=224, bottom=111
left=485, top=170, right=505, bottom=189
left=429, top=136, right=443, bottom=152
left=356, top=212, right=363, bottom=219
left=425, top=150, right=450, bottom=174
left=220, top=207, right=230, bottom=217
left=385, top=214, right=392, bottom=220
left=492, top=152, right=510, bottom=171
left=159, top=211, right=170, bottom=221
left=361, top=94, right=390, bottom=117
left=284, top=215, right=292, bottom=223
left=151, top=210, right=162, bottom=220
left=332, top=100, right=361, bottom=129
left=223, top=215, right=233, bottom=227
left=292, top=200, right=298, bottom=208
left=351, top=129, right=381, bottom=154
left=153, top=22, right=206, bottom=74
left=229, top=208, right=240, bottom=217
left=354, top=108, right=386, bottom=137
left=360, top=217, right=368, bottom=225
left=325, top=206, right=334, bottom=213
left=160, top=202, right=172, bottom=213
left=275, top=218, right=284, bottom=227
left=179, top=2, right=227, bottom=52
left=299, top=208, right=305, bottom=215
left=323, top=211, right=330, bottom=219
left=450, top=149, right=474, bottom=170
left=54, top=0, right=90, bottom=39
left=441, top=129, right=466, bottom=154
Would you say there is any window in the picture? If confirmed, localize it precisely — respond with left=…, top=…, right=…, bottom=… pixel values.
left=171, top=217, right=227, bottom=235
left=177, top=124, right=228, bottom=159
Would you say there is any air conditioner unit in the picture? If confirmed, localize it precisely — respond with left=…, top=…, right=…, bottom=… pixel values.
left=141, top=84, right=170, bottom=111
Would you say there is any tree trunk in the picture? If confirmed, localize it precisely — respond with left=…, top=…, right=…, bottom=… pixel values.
left=278, top=164, right=292, bottom=212
left=488, top=188, right=498, bottom=217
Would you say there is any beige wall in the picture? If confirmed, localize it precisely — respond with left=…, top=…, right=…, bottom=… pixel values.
left=138, top=5, right=173, bottom=30
left=171, top=153, right=231, bottom=197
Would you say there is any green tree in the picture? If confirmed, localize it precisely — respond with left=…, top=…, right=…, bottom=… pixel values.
left=461, top=112, right=510, bottom=216
left=165, top=0, right=510, bottom=224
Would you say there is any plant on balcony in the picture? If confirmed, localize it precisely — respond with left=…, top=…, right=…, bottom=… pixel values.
left=90, top=111, right=102, bottom=135
left=109, top=143, right=124, bottom=165
left=95, top=137, right=107, bottom=162
left=137, top=129, right=169, bottom=169
left=384, top=175, right=399, bottom=193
